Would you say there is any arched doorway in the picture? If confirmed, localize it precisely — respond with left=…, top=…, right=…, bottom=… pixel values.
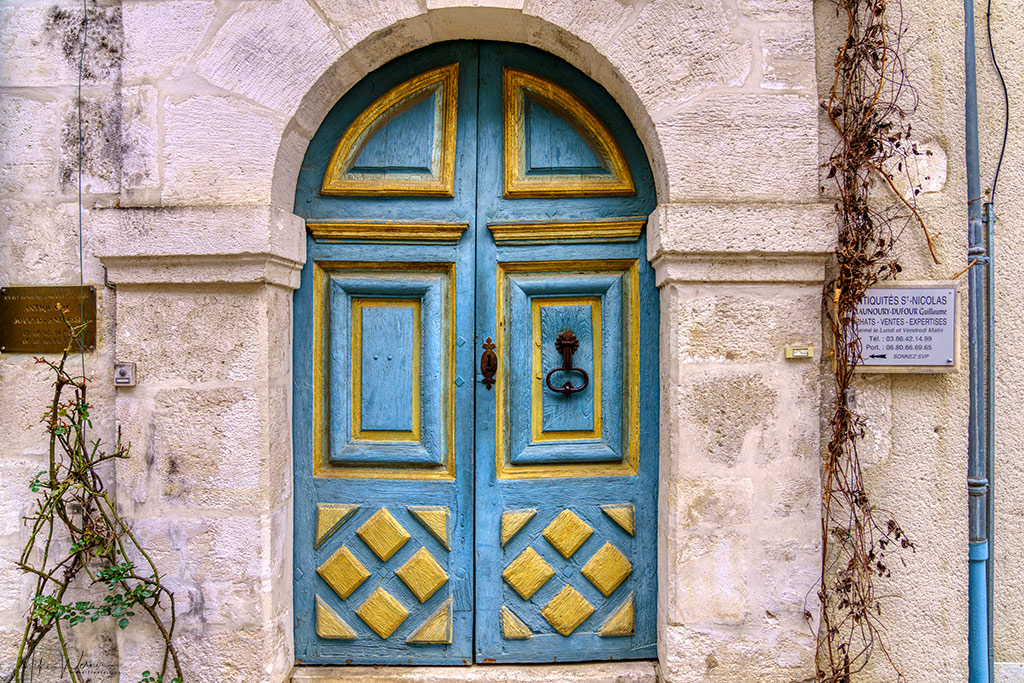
left=292, top=41, right=658, bottom=665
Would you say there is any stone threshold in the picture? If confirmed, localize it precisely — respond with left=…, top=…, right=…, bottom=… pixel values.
left=290, top=661, right=658, bottom=682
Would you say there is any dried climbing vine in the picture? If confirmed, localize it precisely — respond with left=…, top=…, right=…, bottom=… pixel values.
left=5, top=312, right=182, bottom=683
left=817, top=0, right=937, bottom=680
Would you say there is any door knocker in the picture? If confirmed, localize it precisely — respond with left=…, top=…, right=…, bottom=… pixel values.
left=481, top=337, right=498, bottom=389
left=545, top=330, right=589, bottom=395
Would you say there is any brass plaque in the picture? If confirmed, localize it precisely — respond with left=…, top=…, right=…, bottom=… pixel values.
left=0, top=286, right=97, bottom=353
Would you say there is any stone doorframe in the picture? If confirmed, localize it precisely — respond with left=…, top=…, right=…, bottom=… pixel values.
left=95, top=4, right=831, bottom=681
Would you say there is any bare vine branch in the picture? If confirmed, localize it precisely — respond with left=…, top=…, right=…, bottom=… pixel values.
left=817, top=0, right=926, bottom=680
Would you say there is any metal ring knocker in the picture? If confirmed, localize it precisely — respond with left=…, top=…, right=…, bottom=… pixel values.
left=545, top=330, right=589, bottom=395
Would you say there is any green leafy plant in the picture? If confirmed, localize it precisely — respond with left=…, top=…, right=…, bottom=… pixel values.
left=5, top=309, right=182, bottom=683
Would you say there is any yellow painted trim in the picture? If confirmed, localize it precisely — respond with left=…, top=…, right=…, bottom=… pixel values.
left=350, top=297, right=421, bottom=442
left=307, top=221, right=468, bottom=243
left=322, top=63, right=459, bottom=197
left=530, top=296, right=602, bottom=442
left=502, top=68, right=635, bottom=198
left=488, top=218, right=645, bottom=245
left=495, top=259, right=640, bottom=480
left=312, top=261, right=456, bottom=481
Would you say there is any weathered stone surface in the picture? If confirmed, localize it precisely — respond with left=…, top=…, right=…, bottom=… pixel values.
left=60, top=95, right=123, bottom=196
left=162, top=95, right=282, bottom=204
left=760, top=25, right=816, bottom=90
left=658, top=94, right=819, bottom=202
left=738, top=0, right=812, bottom=22
left=195, top=0, right=340, bottom=116
left=0, top=93, right=59, bottom=194
left=291, top=661, right=658, bottom=682
left=661, top=284, right=822, bottom=363
left=673, top=371, right=778, bottom=468
left=114, top=288, right=267, bottom=383
left=315, top=0, right=423, bottom=48
left=0, top=200, right=83, bottom=284
left=0, top=4, right=122, bottom=87
left=122, top=0, right=216, bottom=82
left=120, top=85, right=160, bottom=200
left=524, top=0, right=642, bottom=50
left=608, top=0, right=752, bottom=115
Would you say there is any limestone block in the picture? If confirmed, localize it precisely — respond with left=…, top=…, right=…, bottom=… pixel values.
left=120, top=85, right=160, bottom=200
left=0, top=200, right=82, bottom=284
left=195, top=0, right=340, bottom=116
left=523, top=0, right=642, bottom=50
left=92, top=205, right=305, bottom=266
left=737, top=0, right=812, bottom=22
left=0, top=93, right=59, bottom=194
left=162, top=95, right=282, bottom=204
left=427, top=0, right=525, bottom=9
left=314, top=0, right=423, bottom=48
left=121, top=0, right=217, bottom=82
left=59, top=95, right=122, bottom=196
left=0, top=459, right=41, bottom=537
left=670, top=477, right=753, bottom=529
left=114, top=288, right=267, bottom=384
left=660, top=624, right=814, bottom=683
left=290, top=661, right=658, bottom=682
left=669, top=370, right=779, bottom=469
left=648, top=202, right=836, bottom=258
left=665, top=532, right=750, bottom=625
left=608, top=0, right=752, bottom=116
left=658, top=94, right=819, bottom=202
left=0, top=4, right=122, bottom=87
left=0, top=540, right=32, bottom=625
left=760, top=25, right=816, bottom=91
left=124, top=386, right=267, bottom=511
left=661, top=284, right=822, bottom=364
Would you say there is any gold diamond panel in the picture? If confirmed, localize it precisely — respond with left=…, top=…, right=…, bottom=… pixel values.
left=500, top=508, right=536, bottom=547
left=502, top=546, right=554, bottom=600
left=500, top=606, right=532, bottom=640
left=541, top=584, right=594, bottom=636
left=542, top=509, right=593, bottom=559
left=315, top=595, right=357, bottom=640
left=395, top=546, right=449, bottom=603
left=315, top=503, right=359, bottom=549
left=406, top=597, right=453, bottom=644
left=598, top=593, right=635, bottom=637
left=357, top=507, right=411, bottom=561
left=356, top=587, right=409, bottom=639
left=316, top=545, right=370, bottom=600
left=580, top=541, right=632, bottom=597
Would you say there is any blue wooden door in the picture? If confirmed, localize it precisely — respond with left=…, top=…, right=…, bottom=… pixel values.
left=293, top=41, right=657, bottom=666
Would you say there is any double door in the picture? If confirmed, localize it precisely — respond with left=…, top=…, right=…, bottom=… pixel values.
left=292, top=41, right=658, bottom=665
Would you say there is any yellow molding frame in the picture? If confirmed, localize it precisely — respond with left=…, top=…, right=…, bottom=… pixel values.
left=350, top=297, right=422, bottom=442
left=502, top=68, right=635, bottom=198
left=495, top=259, right=640, bottom=480
left=487, top=218, right=646, bottom=245
left=312, top=261, right=457, bottom=480
left=322, top=63, right=459, bottom=197
left=530, top=296, right=603, bottom=442
left=307, top=221, right=469, bottom=243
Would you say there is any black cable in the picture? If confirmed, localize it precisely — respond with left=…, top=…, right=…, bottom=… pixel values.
left=986, top=0, right=1009, bottom=203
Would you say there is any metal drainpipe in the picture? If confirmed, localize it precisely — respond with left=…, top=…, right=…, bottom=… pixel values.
left=964, top=0, right=990, bottom=680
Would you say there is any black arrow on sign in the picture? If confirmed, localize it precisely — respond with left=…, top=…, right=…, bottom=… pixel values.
left=869, top=354, right=887, bottom=359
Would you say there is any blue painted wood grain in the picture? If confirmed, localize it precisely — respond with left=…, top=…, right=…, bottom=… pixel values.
left=539, top=304, right=595, bottom=433
left=350, top=91, right=436, bottom=175
left=474, top=41, right=658, bottom=664
left=525, top=97, right=607, bottom=176
left=359, top=304, right=416, bottom=432
left=327, top=275, right=443, bottom=467
left=294, top=40, right=658, bottom=666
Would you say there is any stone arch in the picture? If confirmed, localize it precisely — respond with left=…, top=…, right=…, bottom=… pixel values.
left=269, top=6, right=682, bottom=213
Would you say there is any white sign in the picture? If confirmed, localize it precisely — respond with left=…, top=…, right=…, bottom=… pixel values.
left=854, top=283, right=957, bottom=370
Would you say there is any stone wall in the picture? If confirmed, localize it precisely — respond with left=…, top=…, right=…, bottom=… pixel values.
left=0, top=0, right=1020, bottom=682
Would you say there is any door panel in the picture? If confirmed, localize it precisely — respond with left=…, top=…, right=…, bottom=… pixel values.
left=473, top=43, right=658, bottom=663
left=293, top=43, right=477, bottom=664
left=294, top=41, right=657, bottom=666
